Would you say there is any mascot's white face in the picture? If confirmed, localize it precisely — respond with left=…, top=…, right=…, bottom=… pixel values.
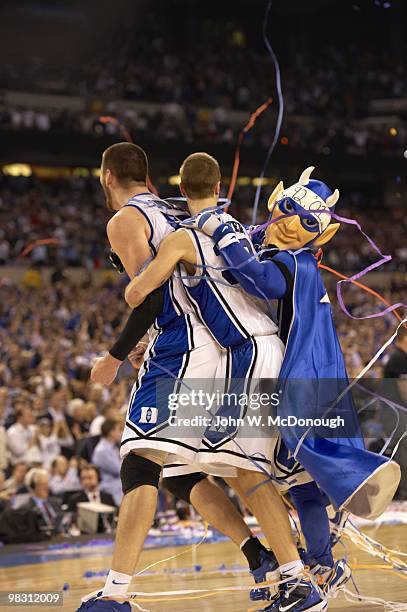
left=264, top=166, right=341, bottom=250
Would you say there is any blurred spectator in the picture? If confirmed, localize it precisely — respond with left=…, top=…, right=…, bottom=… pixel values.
left=21, top=468, right=63, bottom=536
left=67, top=464, right=116, bottom=533
left=0, top=470, right=14, bottom=505
left=36, top=414, right=67, bottom=469
left=67, top=398, right=93, bottom=447
left=0, top=237, right=10, bottom=265
left=362, top=409, right=387, bottom=452
left=6, top=406, right=38, bottom=465
left=0, top=388, right=11, bottom=418
left=49, top=456, right=80, bottom=496
left=50, top=265, right=67, bottom=285
left=384, top=326, right=407, bottom=384
left=89, top=404, right=120, bottom=436
left=48, top=392, right=72, bottom=424
left=0, top=405, right=7, bottom=470
left=4, top=462, right=29, bottom=495
left=92, top=419, right=123, bottom=505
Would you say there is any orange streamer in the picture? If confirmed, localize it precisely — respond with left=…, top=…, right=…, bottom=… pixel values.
left=99, top=115, right=132, bottom=144
left=319, top=263, right=406, bottom=326
left=98, top=116, right=158, bottom=195
left=227, top=98, right=273, bottom=204
left=18, top=238, right=59, bottom=258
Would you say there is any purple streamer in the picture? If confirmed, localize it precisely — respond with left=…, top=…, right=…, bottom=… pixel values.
left=248, top=208, right=406, bottom=321
left=355, top=383, right=407, bottom=414
left=248, top=212, right=297, bottom=236
left=330, top=212, right=406, bottom=320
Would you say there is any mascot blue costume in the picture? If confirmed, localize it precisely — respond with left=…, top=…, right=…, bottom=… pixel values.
left=196, top=166, right=400, bottom=521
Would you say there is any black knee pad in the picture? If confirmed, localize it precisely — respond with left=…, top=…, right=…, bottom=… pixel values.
left=120, top=453, right=162, bottom=495
left=161, top=472, right=208, bottom=504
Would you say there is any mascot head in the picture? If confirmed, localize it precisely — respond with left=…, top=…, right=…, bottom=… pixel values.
left=265, top=166, right=340, bottom=250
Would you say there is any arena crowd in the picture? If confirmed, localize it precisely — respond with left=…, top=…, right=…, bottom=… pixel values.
left=0, top=237, right=405, bottom=542
left=0, top=175, right=406, bottom=272
left=1, top=102, right=405, bottom=158
left=1, top=22, right=405, bottom=112
left=1, top=24, right=406, bottom=156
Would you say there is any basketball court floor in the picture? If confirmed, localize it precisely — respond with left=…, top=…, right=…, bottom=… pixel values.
left=1, top=522, right=406, bottom=611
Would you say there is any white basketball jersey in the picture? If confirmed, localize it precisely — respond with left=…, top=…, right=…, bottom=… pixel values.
left=124, top=193, right=211, bottom=349
left=180, top=212, right=278, bottom=348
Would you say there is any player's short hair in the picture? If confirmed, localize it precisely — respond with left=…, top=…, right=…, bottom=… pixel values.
left=180, top=152, right=221, bottom=199
left=102, top=142, right=148, bottom=186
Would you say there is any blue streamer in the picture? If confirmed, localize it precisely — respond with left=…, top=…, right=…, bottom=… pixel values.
left=251, top=0, right=284, bottom=225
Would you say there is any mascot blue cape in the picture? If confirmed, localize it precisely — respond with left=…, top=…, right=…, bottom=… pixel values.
left=211, top=166, right=400, bottom=519
left=276, top=247, right=400, bottom=520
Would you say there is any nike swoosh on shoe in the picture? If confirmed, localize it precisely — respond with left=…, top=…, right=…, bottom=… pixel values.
left=278, top=599, right=302, bottom=612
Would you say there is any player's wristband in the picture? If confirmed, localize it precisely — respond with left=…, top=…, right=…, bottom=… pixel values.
left=109, top=287, right=164, bottom=361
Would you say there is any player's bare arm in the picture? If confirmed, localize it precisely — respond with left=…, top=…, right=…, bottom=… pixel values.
left=90, top=206, right=154, bottom=385
left=107, top=206, right=152, bottom=278
left=125, top=229, right=196, bottom=308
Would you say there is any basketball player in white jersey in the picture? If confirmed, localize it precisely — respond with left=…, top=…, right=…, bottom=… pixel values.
left=79, top=145, right=309, bottom=612
left=124, top=153, right=326, bottom=612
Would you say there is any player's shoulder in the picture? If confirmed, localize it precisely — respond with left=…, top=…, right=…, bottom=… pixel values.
left=126, top=192, right=164, bottom=207
left=161, top=226, right=193, bottom=249
left=107, top=206, right=149, bottom=237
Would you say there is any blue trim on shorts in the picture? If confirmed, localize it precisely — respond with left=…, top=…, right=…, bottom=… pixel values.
left=204, top=337, right=255, bottom=447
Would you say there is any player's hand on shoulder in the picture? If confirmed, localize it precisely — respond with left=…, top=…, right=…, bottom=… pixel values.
left=128, top=341, right=148, bottom=370
left=181, top=211, right=224, bottom=237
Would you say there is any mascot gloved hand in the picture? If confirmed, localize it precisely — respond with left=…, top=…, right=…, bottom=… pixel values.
left=180, top=210, right=225, bottom=237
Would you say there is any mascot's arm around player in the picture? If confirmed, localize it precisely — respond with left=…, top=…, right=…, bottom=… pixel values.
left=193, top=167, right=400, bottom=522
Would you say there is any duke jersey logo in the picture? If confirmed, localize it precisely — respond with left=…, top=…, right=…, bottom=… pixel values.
left=140, top=406, right=158, bottom=424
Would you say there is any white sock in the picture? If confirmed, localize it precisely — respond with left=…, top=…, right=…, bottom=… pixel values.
left=279, top=560, right=304, bottom=577
left=102, top=569, right=132, bottom=596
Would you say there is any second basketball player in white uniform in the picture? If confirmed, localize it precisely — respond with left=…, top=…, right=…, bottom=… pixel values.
left=81, top=146, right=323, bottom=612
left=124, top=152, right=325, bottom=612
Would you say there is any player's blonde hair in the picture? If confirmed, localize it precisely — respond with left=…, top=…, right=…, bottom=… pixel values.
left=180, top=152, right=221, bottom=199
